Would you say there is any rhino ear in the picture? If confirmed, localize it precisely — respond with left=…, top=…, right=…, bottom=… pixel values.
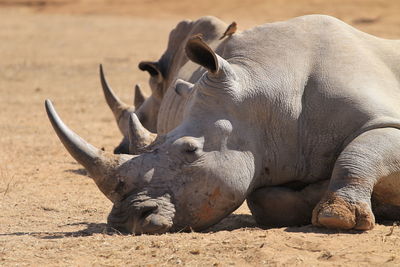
left=134, top=84, right=146, bottom=108
left=138, top=61, right=163, bottom=82
left=185, top=35, right=219, bottom=74
left=174, top=79, right=194, bottom=98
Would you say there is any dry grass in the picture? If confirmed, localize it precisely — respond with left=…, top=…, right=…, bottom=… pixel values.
left=0, top=171, right=14, bottom=197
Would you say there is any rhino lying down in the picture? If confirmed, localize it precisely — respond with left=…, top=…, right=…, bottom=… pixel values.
left=101, top=16, right=229, bottom=154
left=46, top=15, right=400, bottom=234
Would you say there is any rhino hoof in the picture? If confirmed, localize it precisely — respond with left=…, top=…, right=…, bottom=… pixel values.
left=312, top=194, right=375, bottom=230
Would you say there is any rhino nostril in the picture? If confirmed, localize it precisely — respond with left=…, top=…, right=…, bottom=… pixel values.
left=138, top=203, right=158, bottom=220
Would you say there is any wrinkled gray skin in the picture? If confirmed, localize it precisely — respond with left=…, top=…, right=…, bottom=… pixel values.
left=102, top=16, right=228, bottom=154
left=47, top=15, right=400, bottom=234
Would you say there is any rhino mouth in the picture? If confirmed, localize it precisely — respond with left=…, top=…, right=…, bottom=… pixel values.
left=107, top=193, right=176, bottom=234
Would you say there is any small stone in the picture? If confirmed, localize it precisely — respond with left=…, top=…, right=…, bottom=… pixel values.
left=189, top=249, right=200, bottom=255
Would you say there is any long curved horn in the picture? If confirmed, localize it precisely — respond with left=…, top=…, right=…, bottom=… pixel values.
left=99, top=64, right=132, bottom=122
left=45, top=99, right=129, bottom=202
left=128, top=113, right=157, bottom=154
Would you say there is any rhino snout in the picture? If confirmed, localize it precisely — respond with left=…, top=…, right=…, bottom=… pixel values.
left=140, top=212, right=172, bottom=234
left=133, top=201, right=171, bottom=234
left=108, top=198, right=174, bottom=234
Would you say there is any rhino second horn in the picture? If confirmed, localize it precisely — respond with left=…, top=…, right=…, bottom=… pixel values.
left=99, top=64, right=132, bottom=122
left=128, top=113, right=157, bottom=154
left=45, top=99, right=128, bottom=202
left=134, top=84, right=146, bottom=108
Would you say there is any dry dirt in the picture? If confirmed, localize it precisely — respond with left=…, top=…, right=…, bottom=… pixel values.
left=1, top=0, right=400, bottom=266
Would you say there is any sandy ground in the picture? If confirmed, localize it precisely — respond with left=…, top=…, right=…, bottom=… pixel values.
left=1, top=0, right=400, bottom=265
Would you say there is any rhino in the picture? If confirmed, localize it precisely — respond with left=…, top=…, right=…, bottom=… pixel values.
left=101, top=16, right=229, bottom=154
left=46, top=15, right=400, bottom=234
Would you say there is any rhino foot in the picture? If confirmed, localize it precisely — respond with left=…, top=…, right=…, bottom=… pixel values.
left=247, top=186, right=313, bottom=227
left=312, top=193, right=375, bottom=230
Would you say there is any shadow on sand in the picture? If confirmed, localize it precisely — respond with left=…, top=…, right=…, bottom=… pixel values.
left=204, top=214, right=257, bottom=232
left=2, top=215, right=394, bottom=238
left=284, top=224, right=365, bottom=235
left=0, top=222, right=111, bottom=239
left=284, top=220, right=399, bottom=235
left=64, top=168, right=88, bottom=177
left=0, top=214, right=257, bottom=239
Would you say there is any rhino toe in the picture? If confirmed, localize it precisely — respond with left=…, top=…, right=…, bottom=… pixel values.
left=312, top=194, right=375, bottom=230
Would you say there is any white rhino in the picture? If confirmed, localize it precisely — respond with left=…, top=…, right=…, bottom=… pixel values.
left=100, top=16, right=229, bottom=154
left=46, top=15, right=400, bottom=234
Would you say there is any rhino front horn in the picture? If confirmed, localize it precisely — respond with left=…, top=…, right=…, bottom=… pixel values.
left=45, top=99, right=130, bottom=202
left=99, top=64, right=133, bottom=123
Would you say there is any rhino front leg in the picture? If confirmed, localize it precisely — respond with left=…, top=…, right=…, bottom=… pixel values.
left=313, top=128, right=400, bottom=230
left=247, top=180, right=328, bottom=227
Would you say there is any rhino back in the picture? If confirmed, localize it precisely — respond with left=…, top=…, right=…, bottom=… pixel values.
left=297, top=15, right=400, bottom=183
left=214, top=15, right=400, bottom=185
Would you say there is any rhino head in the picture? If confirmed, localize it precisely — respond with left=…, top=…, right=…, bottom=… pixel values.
left=102, top=16, right=229, bottom=155
left=100, top=65, right=158, bottom=155
left=46, top=36, right=259, bottom=234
